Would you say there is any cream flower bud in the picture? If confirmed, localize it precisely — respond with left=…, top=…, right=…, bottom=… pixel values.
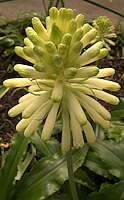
left=67, top=91, right=87, bottom=125
left=76, top=66, right=99, bottom=78
left=95, top=68, right=115, bottom=78
left=3, top=78, right=32, bottom=88
left=84, top=78, right=120, bottom=91
left=76, top=41, right=103, bottom=66
left=24, top=37, right=33, bottom=47
left=51, top=80, right=63, bottom=102
left=41, top=102, right=60, bottom=140
left=81, top=28, right=97, bottom=48
left=15, top=46, right=35, bottom=64
left=70, top=109, right=84, bottom=148
left=14, top=64, right=47, bottom=79
left=83, top=121, right=96, bottom=144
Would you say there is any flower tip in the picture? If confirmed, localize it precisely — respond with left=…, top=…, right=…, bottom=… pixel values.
left=49, top=7, right=58, bottom=19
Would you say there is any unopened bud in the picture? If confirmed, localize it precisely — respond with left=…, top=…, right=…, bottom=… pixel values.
left=68, top=19, right=77, bottom=34
left=75, top=14, right=84, bottom=28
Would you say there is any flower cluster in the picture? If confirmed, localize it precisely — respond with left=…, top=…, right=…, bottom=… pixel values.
left=92, top=16, right=117, bottom=50
left=3, top=8, right=120, bottom=152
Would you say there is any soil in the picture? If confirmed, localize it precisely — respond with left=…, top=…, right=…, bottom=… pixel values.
left=0, top=49, right=124, bottom=147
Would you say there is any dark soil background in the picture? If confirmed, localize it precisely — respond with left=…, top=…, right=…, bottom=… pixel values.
left=0, top=49, right=124, bottom=147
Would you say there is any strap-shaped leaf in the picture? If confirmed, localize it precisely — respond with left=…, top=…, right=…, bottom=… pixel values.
left=13, top=145, right=89, bottom=200
left=111, top=97, right=124, bottom=120
left=84, top=140, right=124, bottom=179
left=89, top=181, right=124, bottom=200
left=0, top=132, right=29, bottom=200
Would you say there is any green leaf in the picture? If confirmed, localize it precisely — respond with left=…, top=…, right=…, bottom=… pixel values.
left=85, top=140, right=124, bottom=179
left=89, top=181, right=124, bottom=200
left=31, top=131, right=52, bottom=156
left=111, top=98, right=124, bottom=120
left=0, top=85, right=9, bottom=99
left=0, top=132, right=29, bottom=200
left=13, top=145, right=89, bottom=200
left=75, top=168, right=97, bottom=191
left=46, top=193, right=70, bottom=200
left=31, top=131, right=61, bottom=156
left=104, top=120, right=124, bottom=142
left=15, top=144, right=36, bottom=181
left=84, top=149, right=111, bottom=178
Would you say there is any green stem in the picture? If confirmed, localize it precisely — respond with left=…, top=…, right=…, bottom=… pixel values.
left=66, top=149, right=79, bottom=200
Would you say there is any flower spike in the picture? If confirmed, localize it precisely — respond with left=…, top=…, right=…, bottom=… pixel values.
left=3, top=8, right=120, bottom=152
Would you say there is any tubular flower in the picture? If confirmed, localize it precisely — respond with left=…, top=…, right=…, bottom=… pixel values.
left=3, top=8, right=120, bottom=152
left=92, top=16, right=117, bottom=50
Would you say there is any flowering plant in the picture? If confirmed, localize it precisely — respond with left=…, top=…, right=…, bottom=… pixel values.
left=3, top=7, right=120, bottom=152
left=92, top=16, right=117, bottom=50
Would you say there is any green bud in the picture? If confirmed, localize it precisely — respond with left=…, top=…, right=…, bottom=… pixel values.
left=50, top=23, right=62, bottom=45
left=46, top=16, right=51, bottom=34
left=49, top=7, right=58, bottom=21
left=53, top=55, right=63, bottom=66
left=32, top=17, right=48, bottom=40
left=58, top=8, right=67, bottom=20
left=71, top=41, right=83, bottom=54
left=61, top=33, right=72, bottom=45
left=104, top=38, right=115, bottom=46
left=23, top=46, right=36, bottom=59
left=75, top=14, right=84, bottom=28
left=64, top=67, right=77, bottom=78
left=68, top=19, right=77, bottom=34
left=33, top=63, right=45, bottom=72
left=45, top=41, right=57, bottom=54
left=26, top=27, right=44, bottom=46
left=72, top=28, right=83, bottom=42
left=58, top=43, right=67, bottom=57
left=66, top=9, right=74, bottom=20
left=105, top=33, right=117, bottom=38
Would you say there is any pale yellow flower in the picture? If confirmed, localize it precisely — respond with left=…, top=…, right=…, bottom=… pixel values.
left=3, top=8, right=120, bottom=152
